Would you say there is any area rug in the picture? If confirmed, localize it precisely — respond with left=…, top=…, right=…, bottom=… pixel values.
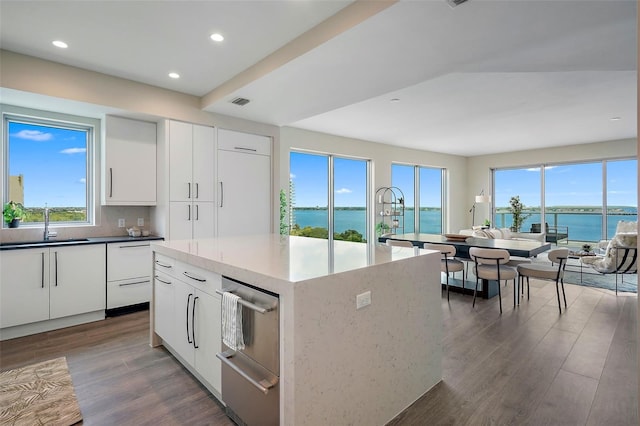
left=0, top=357, right=82, bottom=426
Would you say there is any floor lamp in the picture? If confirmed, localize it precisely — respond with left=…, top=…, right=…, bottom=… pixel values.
left=470, top=190, right=491, bottom=226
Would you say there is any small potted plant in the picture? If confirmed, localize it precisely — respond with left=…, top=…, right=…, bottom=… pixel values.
left=3, top=201, right=27, bottom=228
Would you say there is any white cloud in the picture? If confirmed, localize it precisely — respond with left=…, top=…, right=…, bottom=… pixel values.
left=78, top=178, right=86, bottom=184
left=13, top=130, right=53, bottom=141
left=60, top=147, right=86, bottom=154
left=290, top=173, right=296, bottom=179
left=335, top=188, right=352, bottom=194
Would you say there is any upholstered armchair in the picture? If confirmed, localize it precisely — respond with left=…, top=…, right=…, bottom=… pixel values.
left=582, top=229, right=637, bottom=294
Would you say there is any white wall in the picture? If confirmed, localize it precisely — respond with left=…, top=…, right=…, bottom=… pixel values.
left=466, top=138, right=638, bottom=224
left=279, top=127, right=469, bottom=235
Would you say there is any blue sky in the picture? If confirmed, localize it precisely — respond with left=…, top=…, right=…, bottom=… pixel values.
left=495, top=160, right=637, bottom=208
left=8, top=121, right=87, bottom=208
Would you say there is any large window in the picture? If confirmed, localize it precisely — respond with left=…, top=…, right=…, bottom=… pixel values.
left=3, top=110, right=95, bottom=226
left=493, top=159, right=637, bottom=242
left=392, top=164, right=444, bottom=234
left=289, top=151, right=369, bottom=242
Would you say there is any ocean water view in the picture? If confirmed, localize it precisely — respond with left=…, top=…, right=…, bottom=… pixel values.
left=292, top=208, right=637, bottom=242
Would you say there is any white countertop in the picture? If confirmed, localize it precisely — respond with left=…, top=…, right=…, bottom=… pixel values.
left=151, top=234, right=432, bottom=283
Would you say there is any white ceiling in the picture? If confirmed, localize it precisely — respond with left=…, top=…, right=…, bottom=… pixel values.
left=0, top=0, right=636, bottom=156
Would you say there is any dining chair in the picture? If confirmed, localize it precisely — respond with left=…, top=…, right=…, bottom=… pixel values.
left=469, top=247, right=517, bottom=313
left=386, top=239, right=414, bottom=248
left=516, top=248, right=569, bottom=313
left=424, top=243, right=465, bottom=301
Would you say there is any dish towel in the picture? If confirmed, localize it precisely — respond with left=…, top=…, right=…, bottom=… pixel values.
left=222, top=291, right=245, bottom=351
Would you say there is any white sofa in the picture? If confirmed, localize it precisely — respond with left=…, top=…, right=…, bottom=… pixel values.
left=459, top=227, right=546, bottom=243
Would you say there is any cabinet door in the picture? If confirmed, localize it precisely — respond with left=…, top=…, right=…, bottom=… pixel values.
left=0, top=248, right=49, bottom=328
left=169, top=120, right=194, bottom=202
left=103, top=116, right=157, bottom=205
left=169, top=202, right=193, bottom=240
left=193, top=202, right=215, bottom=239
left=154, top=272, right=175, bottom=344
left=193, top=290, right=222, bottom=393
left=192, top=125, right=215, bottom=202
left=172, top=279, right=195, bottom=365
left=218, top=150, right=271, bottom=237
left=50, top=244, right=106, bottom=319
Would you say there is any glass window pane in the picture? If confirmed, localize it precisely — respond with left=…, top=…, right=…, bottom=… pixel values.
left=333, top=157, right=367, bottom=243
left=289, top=152, right=329, bottom=239
left=494, top=168, right=541, bottom=232
left=419, top=167, right=442, bottom=234
left=545, top=162, right=602, bottom=243
left=391, top=164, right=415, bottom=233
left=6, top=119, right=88, bottom=225
left=606, top=159, right=638, bottom=239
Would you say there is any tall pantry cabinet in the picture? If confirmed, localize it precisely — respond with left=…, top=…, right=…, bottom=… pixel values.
left=154, top=122, right=272, bottom=241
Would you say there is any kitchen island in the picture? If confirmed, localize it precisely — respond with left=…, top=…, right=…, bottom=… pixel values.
left=150, top=235, right=442, bottom=426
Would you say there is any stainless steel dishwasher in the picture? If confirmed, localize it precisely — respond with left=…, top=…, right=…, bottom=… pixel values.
left=216, top=276, right=279, bottom=426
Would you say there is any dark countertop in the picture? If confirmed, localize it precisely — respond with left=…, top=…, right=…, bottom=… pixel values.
left=0, top=235, right=164, bottom=250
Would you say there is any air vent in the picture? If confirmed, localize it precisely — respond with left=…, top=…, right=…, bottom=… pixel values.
left=447, top=0, right=469, bottom=7
left=230, top=97, right=250, bottom=106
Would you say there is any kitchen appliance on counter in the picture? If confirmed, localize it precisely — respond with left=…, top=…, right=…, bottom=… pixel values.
left=216, top=276, right=279, bottom=426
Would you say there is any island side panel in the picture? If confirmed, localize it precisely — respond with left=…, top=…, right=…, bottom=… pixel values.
left=289, top=252, right=442, bottom=426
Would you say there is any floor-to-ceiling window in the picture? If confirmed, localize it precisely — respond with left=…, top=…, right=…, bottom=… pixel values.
left=392, top=164, right=444, bottom=234
left=289, top=151, right=370, bottom=242
left=493, top=159, right=637, bottom=242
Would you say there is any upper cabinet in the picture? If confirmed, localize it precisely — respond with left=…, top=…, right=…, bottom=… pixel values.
left=102, top=116, right=157, bottom=206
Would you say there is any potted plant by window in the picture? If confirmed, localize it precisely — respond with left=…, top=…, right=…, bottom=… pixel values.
left=3, top=201, right=27, bottom=228
left=508, top=195, right=530, bottom=232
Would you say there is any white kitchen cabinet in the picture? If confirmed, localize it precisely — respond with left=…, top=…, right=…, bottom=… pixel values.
left=152, top=256, right=222, bottom=395
left=165, top=121, right=215, bottom=239
left=217, top=129, right=272, bottom=237
left=102, top=115, right=157, bottom=206
left=106, top=241, right=152, bottom=310
left=0, top=244, right=106, bottom=329
left=0, top=248, right=50, bottom=328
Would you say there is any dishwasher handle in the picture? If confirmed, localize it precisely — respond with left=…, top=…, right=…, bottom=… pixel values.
left=216, top=350, right=278, bottom=395
left=215, top=289, right=273, bottom=314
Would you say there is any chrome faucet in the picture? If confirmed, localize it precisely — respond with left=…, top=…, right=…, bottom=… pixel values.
left=43, top=205, right=50, bottom=240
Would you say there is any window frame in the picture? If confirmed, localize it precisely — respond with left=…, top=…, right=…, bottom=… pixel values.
left=2, top=105, right=98, bottom=227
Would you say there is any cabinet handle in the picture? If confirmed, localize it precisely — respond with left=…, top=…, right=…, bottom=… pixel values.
left=54, top=251, right=58, bottom=287
left=155, top=260, right=172, bottom=269
left=187, top=204, right=191, bottom=221
left=192, top=296, right=199, bottom=348
left=186, top=293, right=193, bottom=344
left=183, top=271, right=206, bottom=282
left=234, top=146, right=257, bottom=152
left=195, top=183, right=199, bottom=199
left=109, top=168, right=113, bottom=198
left=41, top=252, right=45, bottom=288
left=154, top=275, right=171, bottom=285
left=118, top=279, right=150, bottom=286
left=196, top=204, right=199, bottom=221
left=119, top=244, right=149, bottom=249
left=219, top=182, right=224, bottom=207
left=188, top=182, right=191, bottom=199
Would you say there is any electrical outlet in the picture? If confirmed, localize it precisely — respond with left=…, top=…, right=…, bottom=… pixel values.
left=356, top=291, right=371, bottom=310
left=118, top=218, right=125, bottom=228
left=137, top=217, right=144, bottom=227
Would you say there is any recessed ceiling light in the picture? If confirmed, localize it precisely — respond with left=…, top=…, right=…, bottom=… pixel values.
left=610, top=117, right=622, bottom=121
left=168, top=72, right=180, bottom=79
left=52, top=40, right=68, bottom=49
left=210, top=33, right=224, bottom=42
left=390, top=98, right=400, bottom=103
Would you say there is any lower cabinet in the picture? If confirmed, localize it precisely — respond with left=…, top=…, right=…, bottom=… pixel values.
left=107, top=241, right=152, bottom=310
left=0, top=244, right=106, bottom=329
left=153, top=255, right=222, bottom=395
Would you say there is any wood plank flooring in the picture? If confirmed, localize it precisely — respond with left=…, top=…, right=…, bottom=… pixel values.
left=0, top=279, right=637, bottom=425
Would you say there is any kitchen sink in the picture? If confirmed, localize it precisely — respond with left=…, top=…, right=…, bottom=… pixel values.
left=0, top=238, right=90, bottom=247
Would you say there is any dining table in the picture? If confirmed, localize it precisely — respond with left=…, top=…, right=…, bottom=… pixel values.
left=380, top=233, right=552, bottom=299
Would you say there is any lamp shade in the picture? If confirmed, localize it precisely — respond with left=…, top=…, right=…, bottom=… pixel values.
left=475, top=194, right=491, bottom=203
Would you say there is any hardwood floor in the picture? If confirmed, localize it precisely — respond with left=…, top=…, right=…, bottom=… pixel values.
left=0, top=280, right=637, bottom=425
